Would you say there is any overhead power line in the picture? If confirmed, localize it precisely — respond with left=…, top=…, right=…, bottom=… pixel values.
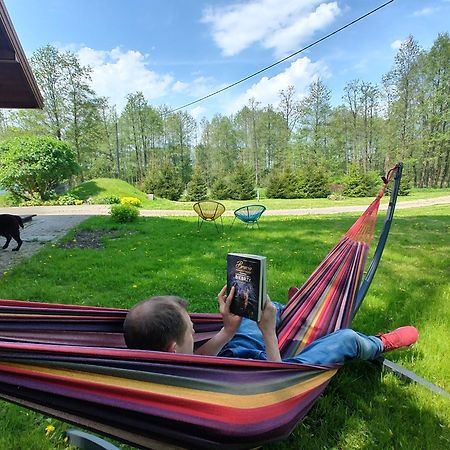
left=169, top=0, right=395, bottom=114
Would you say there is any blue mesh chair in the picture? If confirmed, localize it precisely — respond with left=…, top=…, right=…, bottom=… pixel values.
left=232, top=204, right=266, bottom=228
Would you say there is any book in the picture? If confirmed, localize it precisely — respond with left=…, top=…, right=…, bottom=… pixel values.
left=227, top=253, right=267, bottom=322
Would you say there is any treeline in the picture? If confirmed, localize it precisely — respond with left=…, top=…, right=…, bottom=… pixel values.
left=0, top=33, right=448, bottom=195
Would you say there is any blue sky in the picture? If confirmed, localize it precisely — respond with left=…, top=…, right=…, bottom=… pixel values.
left=5, top=0, right=450, bottom=120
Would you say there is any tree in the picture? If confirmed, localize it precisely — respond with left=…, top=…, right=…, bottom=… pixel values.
left=0, top=136, right=79, bottom=201
left=31, top=45, right=102, bottom=179
left=383, top=36, right=423, bottom=182
left=152, top=161, right=184, bottom=201
left=342, top=79, right=381, bottom=172
left=266, top=168, right=302, bottom=199
left=64, top=51, right=101, bottom=180
left=164, top=111, right=196, bottom=185
left=278, top=85, right=300, bottom=137
left=297, top=79, right=332, bottom=167
left=31, top=45, right=68, bottom=140
left=343, top=165, right=378, bottom=197
left=200, top=114, right=239, bottom=181
left=417, top=33, right=450, bottom=187
left=186, top=166, right=208, bottom=201
left=229, top=164, right=256, bottom=200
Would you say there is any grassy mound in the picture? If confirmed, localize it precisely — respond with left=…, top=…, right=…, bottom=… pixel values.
left=69, top=178, right=147, bottom=203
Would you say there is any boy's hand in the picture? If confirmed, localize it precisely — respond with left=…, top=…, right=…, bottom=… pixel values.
left=218, top=284, right=242, bottom=337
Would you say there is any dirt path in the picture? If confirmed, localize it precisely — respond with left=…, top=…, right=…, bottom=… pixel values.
left=1, top=195, right=449, bottom=217
left=1, top=195, right=449, bottom=274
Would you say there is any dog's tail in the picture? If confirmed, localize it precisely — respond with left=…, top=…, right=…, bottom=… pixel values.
left=15, top=216, right=24, bottom=229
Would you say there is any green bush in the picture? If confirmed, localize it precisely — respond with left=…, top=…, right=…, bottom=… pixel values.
left=110, top=204, right=140, bottom=223
left=266, top=169, right=303, bottom=199
left=300, top=167, right=331, bottom=198
left=55, top=194, right=82, bottom=205
left=0, top=136, right=79, bottom=201
left=186, top=168, right=208, bottom=201
left=343, top=165, right=379, bottom=197
left=147, top=162, right=184, bottom=201
left=120, top=196, right=141, bottom=207
left=266, top=171, right=287, bottom=198
left=211, top=177, right=234, bottom=200
left=229, top=164, right=256, bottom=200
left=399, top=172, right=412, bottom=196
left=98, top=195, right=120, bottom=205
left=18, top=193, right=81, bottom=206
left=140, top=169, right=158, bottom=194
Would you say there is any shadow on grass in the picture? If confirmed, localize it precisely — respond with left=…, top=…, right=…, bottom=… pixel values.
left=69, top=181, right=106, bottom=199
left=268, top=361, right=450, bottom=449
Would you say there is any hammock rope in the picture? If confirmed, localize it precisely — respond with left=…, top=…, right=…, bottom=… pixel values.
left=0, top=164, right=402, bottom=450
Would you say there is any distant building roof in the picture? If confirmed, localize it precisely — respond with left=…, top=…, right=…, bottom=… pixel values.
left=0, top=0, right=43, bottom=108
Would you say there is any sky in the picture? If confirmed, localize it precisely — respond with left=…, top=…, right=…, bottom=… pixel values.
left=5, top=0, right=450, bottom=120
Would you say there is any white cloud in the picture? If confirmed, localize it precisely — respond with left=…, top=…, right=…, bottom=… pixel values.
left=76, top=46, right=174, bottom=111
left=189, top=106, right=206, bottom=121
left=390, top=39, right=405, bottom=50
left=202, top=0, right=340, bottom=57
left=226, top=56, right=328, bottom=113
left=413, top=7, right=438, bottom=17
left=172, top=81, right=189, bottom=93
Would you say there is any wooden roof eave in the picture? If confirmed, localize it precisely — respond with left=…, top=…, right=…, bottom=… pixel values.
left=0, top=0, right=44, bottom=109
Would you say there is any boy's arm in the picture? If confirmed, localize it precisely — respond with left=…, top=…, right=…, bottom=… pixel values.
left=258, top=299, right=282, bottom=362
left=195, top=285, right=242, bottom=356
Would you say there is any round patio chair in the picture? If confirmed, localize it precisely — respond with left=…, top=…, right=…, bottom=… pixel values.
left=232, top=204, right=266, bottom=228
left=193, top=200, right=226, bottom=233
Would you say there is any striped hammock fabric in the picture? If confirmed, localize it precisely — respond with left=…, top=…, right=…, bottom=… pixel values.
left=0, top=165, right=401, bottom=449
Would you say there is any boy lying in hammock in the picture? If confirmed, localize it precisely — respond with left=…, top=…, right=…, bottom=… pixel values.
left=123, top=285, right=418, bottom=364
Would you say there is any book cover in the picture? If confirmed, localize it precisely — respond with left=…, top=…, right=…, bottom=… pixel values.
left=227, top=253, right=267, bottom=322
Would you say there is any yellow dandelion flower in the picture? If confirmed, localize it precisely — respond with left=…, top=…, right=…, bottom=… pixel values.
left=45, top=424, right=55, bottom=434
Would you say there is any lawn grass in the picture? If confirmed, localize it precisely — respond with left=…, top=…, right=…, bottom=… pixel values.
left=0, top=205, right=449, bottom=449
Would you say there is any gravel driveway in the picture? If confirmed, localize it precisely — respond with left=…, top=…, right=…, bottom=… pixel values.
left=0, top=215, right=89, bottom=274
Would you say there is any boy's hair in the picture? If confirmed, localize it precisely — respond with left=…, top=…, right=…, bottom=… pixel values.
left=123, top=296, right=188, bottom=351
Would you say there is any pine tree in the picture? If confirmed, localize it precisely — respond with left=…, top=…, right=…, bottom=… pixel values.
left=186, top=167, right=208, bottom=201
left=230, top=164, right=256, bottom=200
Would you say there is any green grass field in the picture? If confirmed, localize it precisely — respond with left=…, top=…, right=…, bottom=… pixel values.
left=0, top=204, right=449, bottom=449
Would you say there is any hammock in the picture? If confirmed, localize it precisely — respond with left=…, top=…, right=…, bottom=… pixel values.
left=0, top=164, right=402, bottom=450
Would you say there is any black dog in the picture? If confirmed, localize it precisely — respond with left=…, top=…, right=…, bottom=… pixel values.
left=0, top=214, right=24, bottom=251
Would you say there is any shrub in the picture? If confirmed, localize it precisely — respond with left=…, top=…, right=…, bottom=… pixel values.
left=299, top=167, right=331, bottom=198
left=140, top=169, right=158, bottom=194
left=398, top=172, right=412, bottom=196
left=0, top=136, right=79, bottom=201
left=150, top=162, right=184, bottom=201
left=18, top=193, right=81, bottom=206
left=110, top=204, right=139, bottom=223
left=211, top=177, right=234, bottom=200
left=186, top=168, right=208, bottom=201
left=55, top=194, right=81, bottom=205
left=266, top=171, right=287, bottom=198
left=328, top=193, right=346, bottom=201
left=98, top=195, right=120, bottom=205
left=343, top=165, right=379, bottom=197
left=120, top=196, right=141, bottom=207
left=266, top=169, right=303, bottom=199
left=229, top=164, right=256, bottom=200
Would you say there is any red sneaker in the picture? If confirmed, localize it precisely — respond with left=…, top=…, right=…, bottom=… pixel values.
left=379, top=326, right=419, bottom=352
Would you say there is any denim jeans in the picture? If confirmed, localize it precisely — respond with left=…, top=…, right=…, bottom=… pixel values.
left=218, top=302, right=384, bottom=364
